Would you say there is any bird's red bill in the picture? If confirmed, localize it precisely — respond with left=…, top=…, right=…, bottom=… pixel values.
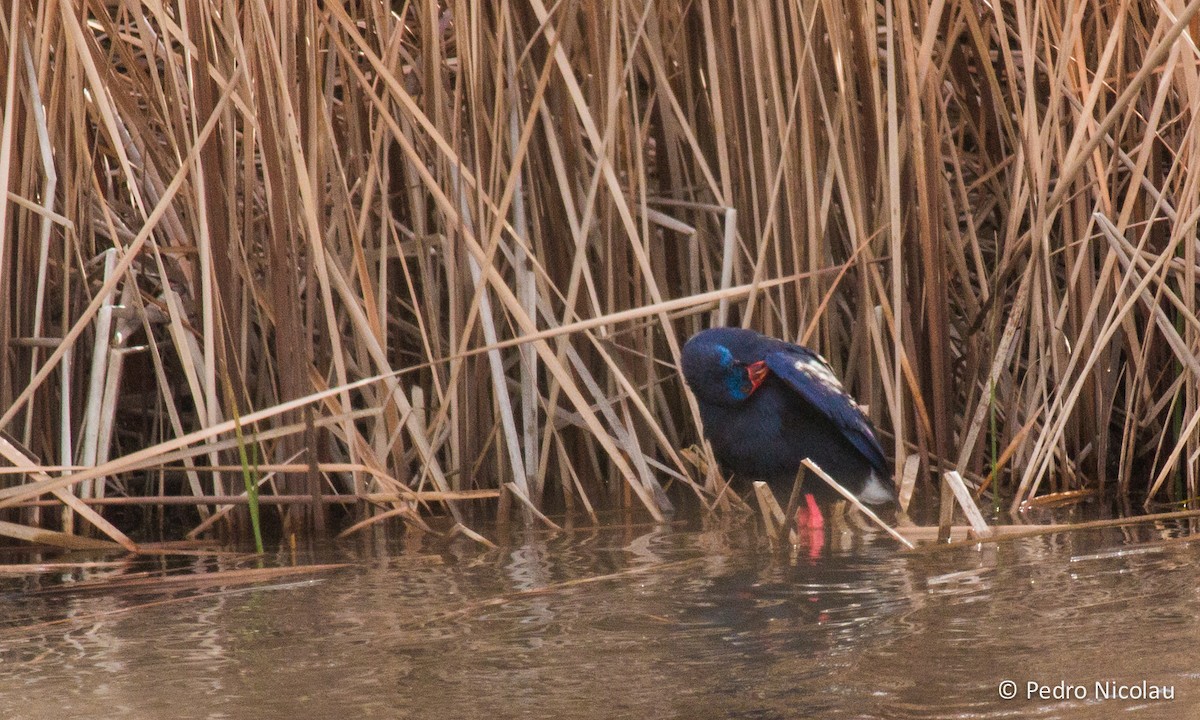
left=747, top=360, right=769, bottom=393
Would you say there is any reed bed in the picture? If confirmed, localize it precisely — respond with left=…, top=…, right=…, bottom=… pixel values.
left=0, top=0, right=1199, bottom=547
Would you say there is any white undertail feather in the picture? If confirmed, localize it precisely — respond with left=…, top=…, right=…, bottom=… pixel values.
left=858, top=470, right=894, bottom=505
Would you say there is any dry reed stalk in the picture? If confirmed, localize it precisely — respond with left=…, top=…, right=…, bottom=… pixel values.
left=22, top=563, right=351, bottom=595
left=913, top=508, right=1200, bottom=552
left=0, top=1, right=1198, bottom=550
left=942, top=470, right=992, bottom=537
left=752, top=480, right=786, bottom=539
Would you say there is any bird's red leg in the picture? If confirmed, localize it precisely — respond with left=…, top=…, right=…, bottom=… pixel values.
left=804, top=493, right=825, bottom=530
left=793, top=493, right=826, bottom=557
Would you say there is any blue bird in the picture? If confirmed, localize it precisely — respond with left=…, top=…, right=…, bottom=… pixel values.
left=681, top=327, right=895, bottom=531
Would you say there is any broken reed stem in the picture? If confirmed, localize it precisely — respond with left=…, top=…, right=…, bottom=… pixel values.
left=782, top=467, right=807, bottom=534
left=941, top=470, right=992, bottom=537
left=752, top=480, right=787, bottom=540
left=911, top=509, right=1200, bottom=553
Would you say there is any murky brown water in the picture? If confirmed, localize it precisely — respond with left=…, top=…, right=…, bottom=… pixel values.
left=2, top=518, right=1198, bottom=719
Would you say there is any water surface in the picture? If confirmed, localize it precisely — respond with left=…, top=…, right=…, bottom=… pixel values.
left=2, top=518, right=1197, bottom=719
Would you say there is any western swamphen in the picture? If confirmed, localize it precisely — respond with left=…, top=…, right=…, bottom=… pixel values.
left=681, top=327, right=895, bottom=533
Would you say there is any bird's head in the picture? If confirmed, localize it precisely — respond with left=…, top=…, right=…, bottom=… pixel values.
left=681, top=336, right=769, bottom=405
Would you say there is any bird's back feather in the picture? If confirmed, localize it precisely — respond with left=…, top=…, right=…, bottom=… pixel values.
left=763, top=346, right=889, bottom=477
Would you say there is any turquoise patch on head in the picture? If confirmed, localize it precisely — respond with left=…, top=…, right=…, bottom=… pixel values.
left=725, top=373, right=751, bottom=400
left=716, top=346, right=751, bottom=400
left=715, top=345, right=735, bottom=367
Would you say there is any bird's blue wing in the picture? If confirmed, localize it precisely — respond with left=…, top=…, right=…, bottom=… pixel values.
left=764, top=347, right=889, bottom=475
